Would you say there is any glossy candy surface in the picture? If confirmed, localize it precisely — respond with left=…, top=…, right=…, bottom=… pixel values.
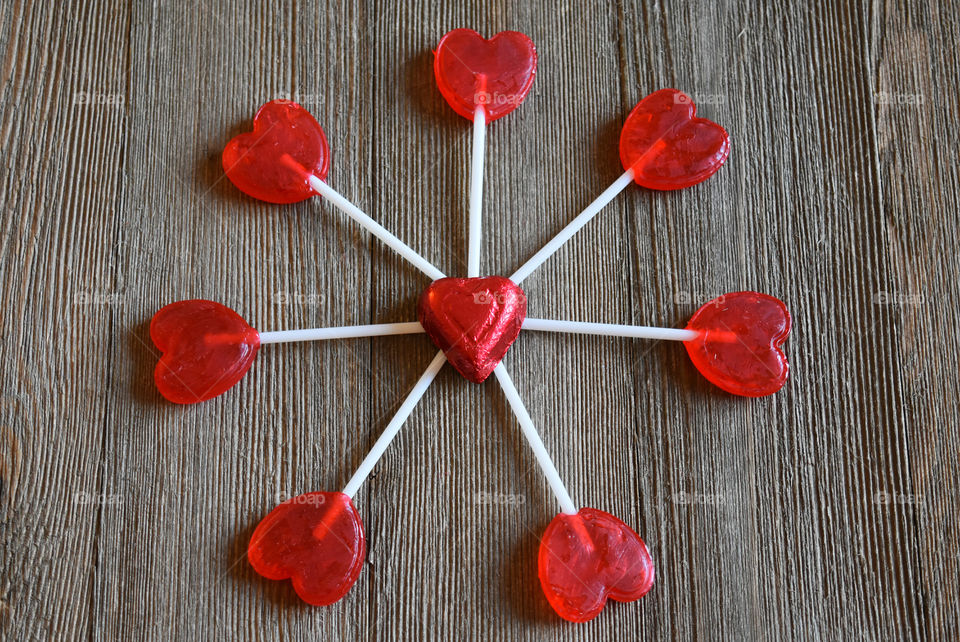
left=684, top=291, right=791, bottom=397
left=248, top=492, right=365, bottom=606
left=222, top=100, right=330, bottom=203
left=151, top=300, right=260, bottom=404
left=434, top=29, right=537, bottom=121
left=619, top=88, right=730, bottom=190
left=418, top=276, right=527, bottom=383
left=539, top=508, right=655, bottom=623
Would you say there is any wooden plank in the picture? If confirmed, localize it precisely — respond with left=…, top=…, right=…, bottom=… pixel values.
left=365, top=2, right=639, bottom=639
left=0, top=1, right=131, bottom=639
left=88, top=1, right=378, bottom=639
left=872, top=0, right=960, bottom=638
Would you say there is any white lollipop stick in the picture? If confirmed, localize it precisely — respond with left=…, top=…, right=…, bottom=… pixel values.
left=258, top=321, right=425, bottom=345
left=510, top=169, right=635, bottom=284
left=342, top=350, right=447, bottom=498
left=307, top=174, right=445, bottom=280
left=467, top=107, right=486, bottom=277
left=522, top=317, right=698, bottom=342
left=257, top=318, right=697, bottom=346
left=493, top=364, right=578, bottom=515
left=278, top=156, right=444, bottom=281
left=467, top=106, right=579, bottom=515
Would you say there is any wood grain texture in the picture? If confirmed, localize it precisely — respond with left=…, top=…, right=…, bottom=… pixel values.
left=1, top=0, right=957, bottom=639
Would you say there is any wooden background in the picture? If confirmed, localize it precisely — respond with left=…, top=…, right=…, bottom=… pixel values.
left=1, top=0, right=957, bottom=639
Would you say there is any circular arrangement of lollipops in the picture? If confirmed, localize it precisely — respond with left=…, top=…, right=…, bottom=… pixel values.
left=150, top=28, right=791, bottom=623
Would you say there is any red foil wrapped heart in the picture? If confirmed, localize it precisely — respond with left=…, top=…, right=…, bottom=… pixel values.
left=222, top=99, right=330, bottom=204
left=248, top=492, right=365, bottom=606
left=434, top=29, right=537, bottom=121
left=539, top=508, right=655, bottom=623
left=150, top=300, right=260, bottom=404
left=418, top=276, right=527, bottom=383
left=619, top=88, right=730, bottom=190
left=684, top=291, right=791, bottom=397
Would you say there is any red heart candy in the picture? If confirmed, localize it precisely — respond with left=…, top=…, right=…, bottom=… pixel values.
left=434, top=29, right=537, bottom=122
left=150, top=300, right=260, bottom=404
left=222, top=100, right=330, bottom=204
left=539, top=508, right=655, bottom=623
left=248, top=492, right=365, bottom=606
left=417, top=276, right=527, bottom=383
left=619, top=88, right=730, bottom=190
left=683, top=291, right=791, bottom=397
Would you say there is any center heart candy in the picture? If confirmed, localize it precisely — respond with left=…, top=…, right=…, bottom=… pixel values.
left=222, top=99, right=330, bottom=204
left=539, top=508, right=655, bottom=623
left=434, top=29, right=537, bottom=121
left=619, top=88, right=730, bottom=190
left=683, top=291, right=791, bottom=397
left=151, top=300, right=260, bottom=404
left=248, top=492, right=366, bottom=606
left=418, top=276, right=527, bottom=383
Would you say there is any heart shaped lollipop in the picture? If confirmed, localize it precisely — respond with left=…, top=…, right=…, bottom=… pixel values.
left=539, top=508, right=655, bottom=623
left=222, top=99, right=330, bottom=204
left=434, top=29, right=537, bottom=121
left=619, top=88, right=730, bottom=190
left=418, top=276, right=527, bottom=383
left=684, top=291, right=791, bottom=397
left=151, top=300, right=260, bottom=404
left=248, top=492, right=365, bottom=606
